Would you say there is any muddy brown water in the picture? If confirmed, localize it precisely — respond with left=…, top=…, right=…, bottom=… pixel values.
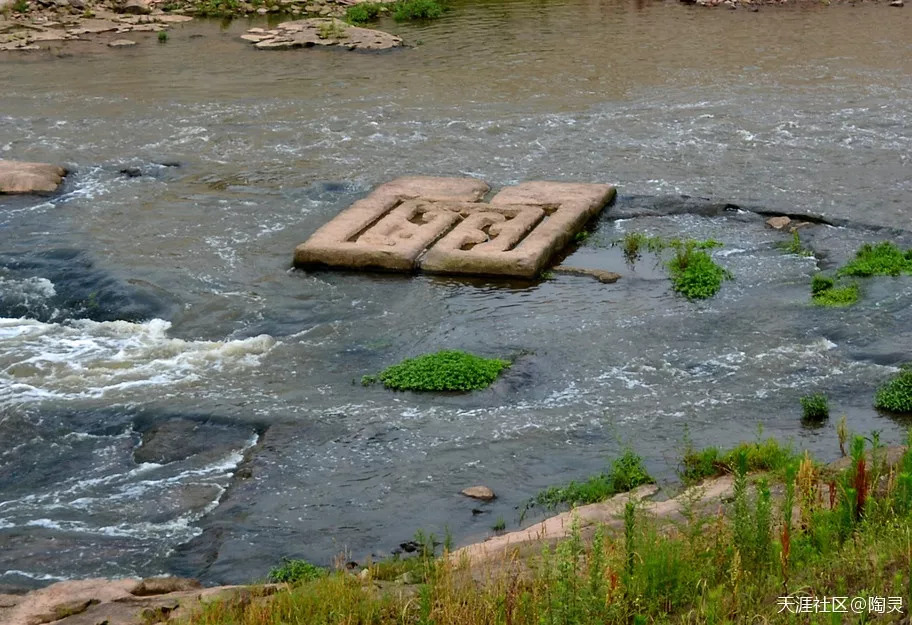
left=1, top=0, right=911, bottom=587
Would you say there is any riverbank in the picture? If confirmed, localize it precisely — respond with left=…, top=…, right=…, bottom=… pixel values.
left=1, top=0, right=903, bottom=53
left=6, top=434, right=910, bottom=624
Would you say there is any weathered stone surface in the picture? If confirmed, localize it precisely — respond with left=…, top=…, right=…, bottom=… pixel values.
left=461, top=485, right=496, bottom=501
left=0, top=159, right=66, bottom=194
left=295, top=178, right=616, bottom=279
left=0, top=578, right=283, bottom=625
left=2, top=578, right=139, bottom=625
left=130, top=577, right=202, bottom=596
left=765, top=215, right=791, bottom=230
left=118, top=0, right=151, bottom=14
left=107, top=37, right=136, bottom=46
left=420, top=181, right=616, bottom=278
left=294, top=176, right=489, bottom=271
left=246, top=18, right=403, bottom=51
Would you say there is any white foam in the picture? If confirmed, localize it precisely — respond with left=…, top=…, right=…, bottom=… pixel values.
left=0, top=317, right=277, bottom=407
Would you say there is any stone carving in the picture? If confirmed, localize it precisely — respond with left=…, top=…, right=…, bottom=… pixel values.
left=293, top=177, right=616, bottom=279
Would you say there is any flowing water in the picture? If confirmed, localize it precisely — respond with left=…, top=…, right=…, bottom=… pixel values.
left=1, top=0, right=911, bottom=587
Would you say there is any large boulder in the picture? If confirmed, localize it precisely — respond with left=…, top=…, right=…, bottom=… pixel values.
left=0, top=160, right=67, bottom=194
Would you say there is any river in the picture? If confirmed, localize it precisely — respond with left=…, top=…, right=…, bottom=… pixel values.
left=1, top=0, right=911, bottom=588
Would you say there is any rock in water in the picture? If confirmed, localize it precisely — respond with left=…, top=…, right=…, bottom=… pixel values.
left=0, top=159, right=66, bottom=194
left=461, top=485, right=496, bottom=501
left=108, top=38, right=137, bottom=47
left=765, top=216, right=791, bottom=230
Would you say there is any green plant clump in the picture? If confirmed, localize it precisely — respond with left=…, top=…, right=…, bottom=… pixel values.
left=12, top=0, right=29, bottom=12
left=157, top=30, right=168, bottom=42
left=268, top=558, right=327, bottom=583
left=375, top=350, right=509, bottom=392
left=616, top=233, right=729, bottom=299
left=781, top=231, right=813, bottom=257
left=345, top=1, right=383, bottom=23
left=837, top=241, right=912, bottom=278
left=530, top=449, right=653, bottom=511
left=800, top=392, right=829, bottom=420
left=392, top=0, right=443, bottom=21
left=667, top=243, right=731, bottom=300
left=812, top=281, right=859, bottom=307
left=874, top=368, right=912, bottom=413
left=680, top=437, right=797, bottom=484
left=811, top=273, right=834, bottom=295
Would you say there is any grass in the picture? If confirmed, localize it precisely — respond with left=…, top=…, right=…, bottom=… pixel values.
left=616, top=233, right=730, bottom=299
left=365, top=350, right=510, bottom=392
left=837, top=241, right=912, bottom=278
left=184, top=431, right=912, bottom=625
left=491, top=518, right=506, bottom=532
left=392, top=0, right=444, bottom=20
left=679, top=437, right=798, bottom=484
left=780, top=230, right=814, bottom=257
left=526, top=449, right=653, bottom=512
left=874, top=367, right=912, bottom=413
left=157, top=31, right=168, bottom=42
left=192, top=0, right=239, bottom=16
left=800, top=392, right=829, bottom=420
left=268, top=558, right=327, bottom=583
left=345, top=1, right=383, bottom=23
left=317, top=19, right=348, bottom=39
left=12, top=0, right=28, bottom=12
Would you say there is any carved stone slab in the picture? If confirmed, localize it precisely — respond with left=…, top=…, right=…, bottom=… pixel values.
left=293, top=176, right=489, bottom=271
left=293, top=177, right=616, bottom=279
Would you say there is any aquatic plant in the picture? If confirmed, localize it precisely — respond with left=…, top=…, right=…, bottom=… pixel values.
left=157, top=31, right=168, bottom=42
left=268, top=558, right=327, bottom=583
left=528, top=448, right=653, bottom=511
left=811, top=281, right=859, bottom=307
left=616, top=233, right=730, bottom=299
left=874, top=367, right=912, bottom=413
left=392, top=0, right=444, bottom=20
left=345, top=1, right=383, bottom=23
left=666, top=241, right=731, bottom=300
left=491, top=517, right=506, bottom=532
left=781, top=230, right=813, bottom=257
left=811, top=273, right=834, bottom=296
left=372, top=350, right=509, bottom=392
left=800, top=392, right=829, bottom=420
left=837, top=241, right=912, bottom=278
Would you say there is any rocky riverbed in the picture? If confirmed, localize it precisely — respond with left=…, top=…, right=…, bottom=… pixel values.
left=0, top=0, right=399, bottom=51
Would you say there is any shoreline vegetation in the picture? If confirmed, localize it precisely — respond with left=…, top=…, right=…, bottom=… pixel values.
left=175, top=427, right=912, bottom=625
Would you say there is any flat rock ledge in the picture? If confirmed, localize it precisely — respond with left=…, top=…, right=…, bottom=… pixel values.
left=243, top=18, right=403, bottom=50
left=294, top=176, right=617, bottom=279
left=0, top=576, right=283, bottom=625
left=0, top=159, right=67, bottom=194
left=0, top=9, right=192, bottom=53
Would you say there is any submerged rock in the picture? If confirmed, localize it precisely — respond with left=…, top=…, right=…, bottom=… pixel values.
left=0, top=159, right=66, bottom=194
left=553, top=265, right=622, bottom=283
left=107, top=37, right=136, bottom=47
left=244, top=18, right=404, bottom=51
